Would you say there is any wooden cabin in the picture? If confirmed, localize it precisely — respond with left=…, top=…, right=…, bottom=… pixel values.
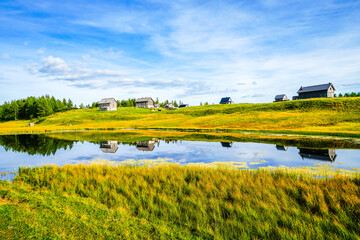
left=136, top=97, right=154, bottom=108
left=99, top=98, right=117, bottom=111
left=220, top=97, right=233, bottom=104
left=274, top=94, right=288, bottom=102
left=297, top=83, right=335, bottom=100
left=100, top=141, right=118, bottom=153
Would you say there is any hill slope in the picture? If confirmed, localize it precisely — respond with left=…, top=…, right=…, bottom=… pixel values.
left=0, top=98, right=359, bottom=136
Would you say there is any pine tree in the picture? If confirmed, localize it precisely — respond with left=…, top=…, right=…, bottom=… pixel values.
left=68, top=99, right=73, bottom=109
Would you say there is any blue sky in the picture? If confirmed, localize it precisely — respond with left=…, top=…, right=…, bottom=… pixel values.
left=0, top=0, right=359, bottom=105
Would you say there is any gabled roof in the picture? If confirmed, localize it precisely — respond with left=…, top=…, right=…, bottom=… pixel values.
left=220, top=97, right=232, bottom=103
left=297, top=83, right=335, bottom=94
left=275, top=94, right=287, bottom=100
left=179, top=104, right=189, bottom=107
left=136, top=97, right=154, bottom=103
left=99, top=98, right=116, bottom=104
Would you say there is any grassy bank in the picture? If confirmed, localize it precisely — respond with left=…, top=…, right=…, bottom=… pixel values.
left=1, top=165, right=359, bottom=239
left=44, top=129, right=360, bottom=149
left=0, top=98, right=360, bottom=137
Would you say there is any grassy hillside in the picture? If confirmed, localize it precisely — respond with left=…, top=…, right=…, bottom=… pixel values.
left=0, top=98, right=360, bottom=136
left=0, top=165, right=359, bottom=239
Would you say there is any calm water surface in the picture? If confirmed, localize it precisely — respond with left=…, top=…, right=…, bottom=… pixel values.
left=0, top=134, right=359, bottom=179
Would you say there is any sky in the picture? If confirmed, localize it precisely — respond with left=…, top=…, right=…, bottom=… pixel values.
left=0, top=0, right=359, bottom=105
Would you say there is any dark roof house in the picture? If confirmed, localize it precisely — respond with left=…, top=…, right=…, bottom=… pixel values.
left=179, top=104, right=189, bottom=108
left=274, top=94, right=288, bottom=102
left=297, top=83, right=335, bottom=100
left=220, top=97, right=233, bottom=104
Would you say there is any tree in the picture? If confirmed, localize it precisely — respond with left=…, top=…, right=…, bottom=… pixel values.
left=79, top=103, right=85, bottom=109
left=338, top=93, right=343, bottom=97
left=67, top=99, right=73, bottom=109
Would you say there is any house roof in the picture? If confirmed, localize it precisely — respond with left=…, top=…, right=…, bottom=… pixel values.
left=220, top=97, right=232, bottom=103
left=136, top=97, right=154, bottom=103
left=179, top=104, right=189, bottom=107
left=99, top=98, right=116, bottom=104
left=275, top=94, right=287, bottom=100
left=297, top=83, right=335, bottom=94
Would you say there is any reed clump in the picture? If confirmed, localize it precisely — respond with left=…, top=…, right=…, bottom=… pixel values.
left=1, top=164, right=359, bottom=239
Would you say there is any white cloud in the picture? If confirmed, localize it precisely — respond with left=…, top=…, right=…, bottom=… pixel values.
left=38, top=56, right=70, bottom=74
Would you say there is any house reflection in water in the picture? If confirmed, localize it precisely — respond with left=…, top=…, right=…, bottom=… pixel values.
left=100, top=141, right=119, bottom=153
left=298, top=148, right=337, bottom=162
left=276, top=145, right=288, bottom=151
left=220, top=142, right=233, bottom=148
left=136, top=140, right=157, bottom=151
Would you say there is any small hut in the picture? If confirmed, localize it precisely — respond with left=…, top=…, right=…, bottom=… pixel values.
left=179, top=104, right=189, bottom=108
left=274, top=94, right=288, bottom=102
left=99, top=98, right=117, bottom=111
left=164, top=103, right=177, bottom=110
left=136, top=97, right=154, bottom=108
left=220, top=97, right=233, bottom=104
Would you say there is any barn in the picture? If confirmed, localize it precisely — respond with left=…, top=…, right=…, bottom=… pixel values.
left=297, top=83, right=335, bottom=100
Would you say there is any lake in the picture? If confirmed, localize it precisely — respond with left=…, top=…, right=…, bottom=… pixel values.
left=0, top=132, right=360, bottom=179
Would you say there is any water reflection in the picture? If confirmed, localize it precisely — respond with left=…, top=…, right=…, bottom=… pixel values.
left=1, top=134, right=360, bottom=180
left=276, top=145, right=288, bottom=151
left=100, top=141, right=118, bottom=153
left=0, top=134, right=75, bottom=156
left=298, top=148, right=337, bottom=162
left=221, top=142, right=233, bottom=148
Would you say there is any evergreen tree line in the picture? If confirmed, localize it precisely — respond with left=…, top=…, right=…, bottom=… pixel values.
left=336, top=92, right=360, bottom=97
left=0, top=95, right=75, bottom=120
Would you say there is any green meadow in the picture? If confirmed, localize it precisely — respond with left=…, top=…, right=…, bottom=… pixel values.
left=1, top=165, right=359, bottom=239
left=0, top=97, right=360, bottom=137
